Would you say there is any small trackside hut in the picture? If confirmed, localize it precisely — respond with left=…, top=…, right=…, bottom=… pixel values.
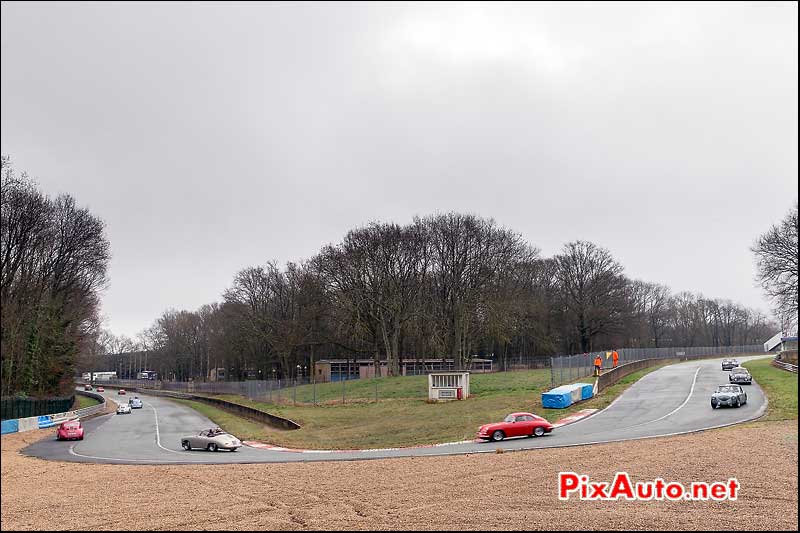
left=428, top=371, right=470, bottom=401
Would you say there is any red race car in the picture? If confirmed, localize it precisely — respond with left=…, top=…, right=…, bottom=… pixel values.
left=477, top=412, right=554, bottom=442
left=117, top=389, right=126, bottom=395
left=56, top=420, right=84, bottom=441
left=96, top=386, right=105, bottom=393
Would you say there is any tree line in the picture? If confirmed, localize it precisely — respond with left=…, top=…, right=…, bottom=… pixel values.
left=1, top=158, right=110, bottom=397
left=83, top=213, right=775, bottom=382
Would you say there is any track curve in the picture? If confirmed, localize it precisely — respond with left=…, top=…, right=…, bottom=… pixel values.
left=22, top=356, right=769, bottom=464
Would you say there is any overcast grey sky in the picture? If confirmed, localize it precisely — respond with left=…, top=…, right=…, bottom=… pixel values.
left=2, top=1, right=797, bottom=338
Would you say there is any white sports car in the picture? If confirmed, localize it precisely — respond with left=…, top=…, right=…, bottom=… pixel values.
left=116, top=404, right=132, bottom=414
left=181, top=428, right=241, bottom=451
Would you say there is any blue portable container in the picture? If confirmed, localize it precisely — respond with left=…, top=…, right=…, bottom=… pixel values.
left=574, top=382, right=594, bottom=400
left=541, top=385, right=574, bottom=409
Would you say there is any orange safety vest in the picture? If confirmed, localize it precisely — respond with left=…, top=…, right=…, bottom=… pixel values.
left=594, top=357, right=602, bottom=367
left=612, top=351, right=619, bottom=362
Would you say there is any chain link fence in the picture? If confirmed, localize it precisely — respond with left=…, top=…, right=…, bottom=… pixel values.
left=548, top=344, right=763, bottom=388
left=85, top=344, right=763, bottom=407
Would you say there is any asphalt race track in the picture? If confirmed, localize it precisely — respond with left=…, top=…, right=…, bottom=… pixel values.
left=22, top=356, right=770, bottom=464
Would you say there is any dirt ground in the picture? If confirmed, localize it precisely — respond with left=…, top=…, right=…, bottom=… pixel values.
left=1, top=420, right=797, bottom=531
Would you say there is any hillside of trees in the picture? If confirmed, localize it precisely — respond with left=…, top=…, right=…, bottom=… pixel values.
left=1, top=158, right=110, bottom=397
left=82, top=213, right=775, bottom=382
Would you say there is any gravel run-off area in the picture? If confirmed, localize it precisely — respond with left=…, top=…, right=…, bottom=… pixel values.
left=1, top=420, right=797, bottom=531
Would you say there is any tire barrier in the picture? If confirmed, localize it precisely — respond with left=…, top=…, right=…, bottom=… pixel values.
left=0, top=389, right=107, bottom=435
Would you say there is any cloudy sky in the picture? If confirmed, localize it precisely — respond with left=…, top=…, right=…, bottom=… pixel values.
left=2, top=1, right=797, bottom=338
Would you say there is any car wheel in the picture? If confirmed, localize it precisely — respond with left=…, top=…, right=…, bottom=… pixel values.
left=79, top=436, right=84, bottom=440
left=734, top=398, right=740, bottom=408
left=533, top=426, right=545, bottom=437
left=229, top=448, right=237, bottom=452
left=208, top=443, right=218, bottom=452
left=491, top=430, right=505, bottom=442
left=182, top=441, right=191, bottom=451
left=711, top=400, right=718, bottom=409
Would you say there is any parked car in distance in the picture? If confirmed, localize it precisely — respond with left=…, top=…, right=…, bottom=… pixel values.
left=96, top=387, right=105, bottom=393
left=56, top=420, right=84, bottom=440
left=129, top=397, right=143, bottom=409
left=117, top=389, right=126, bottom=395
left=83, top=384, right=92, bottom=391
left=711, top=384, right=747, bottom=409
left=180, top=428, right=242, bottom=452
left=721, top=358, right=739, bottom=371
left=477, top=412, right=554, bottom=442
left=728, top=367, right=752, bottom=385
left=116, top=403, right=132, bottom=414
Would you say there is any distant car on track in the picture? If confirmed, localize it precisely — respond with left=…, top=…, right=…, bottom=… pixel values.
left=84, top=384, right=92, bottom=391
left=96, top=387, right=105, bottom=393
left=711, top=384, right=747, bottom=409
left=721, top=359, right=739, bottom=371
left=56, top=420, right=84, bottom=441
left=116, top=403, right=132, bottom=414
left=129, top=397, right=143, bottom=409
left=477, top=412, right=553, bottom=442
left=181, top=428, right=242, bottom=452
left=728, top=367, right=752, bottom=385
left=118, top=389, right=126, bottom=395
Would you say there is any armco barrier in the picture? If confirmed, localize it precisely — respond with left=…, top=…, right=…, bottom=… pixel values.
left=596, top=352, right=763, bottom=392
left=1, top=389, right=108, bottom=435
left=103, top=385, right=302, bottom=430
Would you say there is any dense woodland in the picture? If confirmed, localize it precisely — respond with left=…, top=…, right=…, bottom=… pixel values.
left=1, top=158, right=110, bottom=396
left=84, top=216, right=775, bottom=382
left=1, top=158, right=786, bottom=394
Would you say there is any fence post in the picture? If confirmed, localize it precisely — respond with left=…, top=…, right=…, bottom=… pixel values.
left=550, top=357, right=555, bottom=388
left=568, top=355, right=572, bottom=382
left=375, top=378, right=378, bottom=403
left=293, top=378, right=297, bottom=406
left=313, top=380, right=316, bottom=406
left=559, top=356, right=563, bottom=385
left=342, top=376, right=346, bottom=405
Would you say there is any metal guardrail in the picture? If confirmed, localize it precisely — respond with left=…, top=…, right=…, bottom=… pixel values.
left=1, top=389, right=108, bottom=434
left=550, top=344, right=763, bottom=388
left=88, top=383, right=301, bottom=430
left=73, top=390, right=109, bottom=417
left=772, top=358, right=798, bottom=373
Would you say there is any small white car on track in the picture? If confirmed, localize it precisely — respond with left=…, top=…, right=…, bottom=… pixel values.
left=181, top=428, right=241, bottom=452
left=116, top=403, right=132, bottom=415
left=711, top=384, right=747, bottom=409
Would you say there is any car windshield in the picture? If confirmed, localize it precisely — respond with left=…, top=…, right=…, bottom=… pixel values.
left=503, top=415, right=515, bottom=423
left=716, top=386, right=737, bottom=393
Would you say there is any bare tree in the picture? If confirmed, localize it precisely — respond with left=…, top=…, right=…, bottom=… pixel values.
left=1, top=157, right=110, bottom=396
left=752, top=202, right=798, bottom=331
left=555, top=241, right=627, bottom=352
